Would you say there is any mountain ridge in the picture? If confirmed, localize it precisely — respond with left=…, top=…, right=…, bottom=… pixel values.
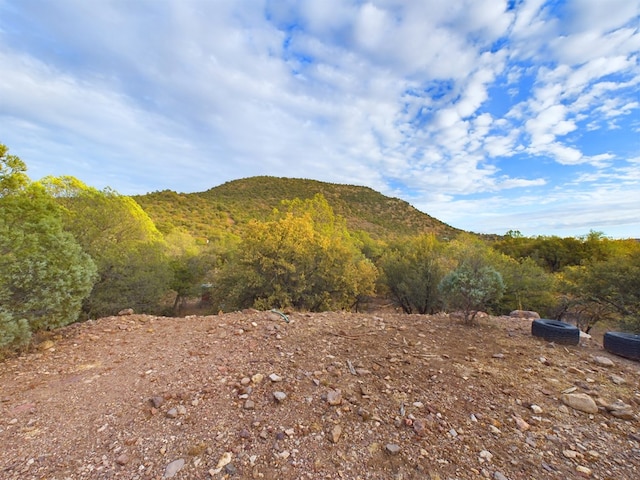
left=133, top=176, right=463, bottom=242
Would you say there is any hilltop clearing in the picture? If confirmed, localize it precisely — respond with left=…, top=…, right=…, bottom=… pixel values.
left=1, top=311, right=638, bottom=480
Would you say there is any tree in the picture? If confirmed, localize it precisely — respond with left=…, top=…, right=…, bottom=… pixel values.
left=379, top=234, right=451, bottom=314
left=41, top=176, right=171, bottom=317
left=492, top=256, right=555, bottom=314
left=438, top=258, right=505, bottom=324
left=164, top=228, right=216, bottom=314
left=1, top=145, right=96, bottom=349
left=212, top=194, right=377, bottom=312
left=560, top=249, right=640, bottom=332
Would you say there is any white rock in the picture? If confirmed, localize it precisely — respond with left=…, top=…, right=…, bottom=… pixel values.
left=163, top=459, right=185, bottom=478
left=561, top=393, right=598, bottom=414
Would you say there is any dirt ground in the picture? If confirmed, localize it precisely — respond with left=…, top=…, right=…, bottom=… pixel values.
left=1, top=310, right=638, bottom=480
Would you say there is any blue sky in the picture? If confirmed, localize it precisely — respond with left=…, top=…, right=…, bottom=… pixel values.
left=1, top=0, right=638, bottom=238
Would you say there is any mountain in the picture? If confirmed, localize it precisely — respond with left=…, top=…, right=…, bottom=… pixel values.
left=133, top=176, right=462, bottom=242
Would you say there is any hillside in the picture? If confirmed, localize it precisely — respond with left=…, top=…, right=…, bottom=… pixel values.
left=133, top=177, right=462, bottom=242
left=1, top=311, right=638, bottom=479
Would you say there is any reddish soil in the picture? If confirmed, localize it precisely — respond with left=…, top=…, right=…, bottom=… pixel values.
left=1, top=311, right=638, bottom=480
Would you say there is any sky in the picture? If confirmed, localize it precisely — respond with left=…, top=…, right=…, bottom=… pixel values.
left=1, top=1, right=639, bottom=239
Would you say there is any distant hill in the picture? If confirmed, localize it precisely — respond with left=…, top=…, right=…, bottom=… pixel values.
left=133, top=176, right=462, bottom=242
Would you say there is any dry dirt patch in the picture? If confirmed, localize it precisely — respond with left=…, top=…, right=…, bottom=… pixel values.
left=1, top=311, right=638, bottom=480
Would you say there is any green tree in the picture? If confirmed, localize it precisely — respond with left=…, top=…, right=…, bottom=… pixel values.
left=0, top=145, right=96, bottom=349
left=379, top=234, right=451, bottom=314
left=41, top=176, right=171, bottom=317
left=438, top=257, right=505, bottom=325
left=560, top=249, right=640, bottom=332
left=492, top=256, right=555, bottom=314
left=165, top=228, right=216, bottom=314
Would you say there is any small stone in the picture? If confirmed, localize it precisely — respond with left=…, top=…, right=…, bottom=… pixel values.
left=209, top=452, right=233, bottom=475
left=385, top=443, right=401, bottom=455
left=493, top=472, right=509, bottom=480
left=593, top=356, right=614, bottom=367
left=609, top=374, right=625, bottom=385
left=449, top=428, right=458, bottom=437
left=115, top=454, right=129, bottom=465
left=243, top=399, right=255, bottom=410
left=531, top=404, right=543, bottom=414
left=608, top=400, right=635, bottom=419
left=166, top=408, right=178, bottom=419
left=176, top=405, right=187, bottom=415
left=561, top=393, right=598, bottom=414
left=269, top=373, right=283, bottom=382
left=331, top=424, right=343, bottom=443
left=492, top=353, right=505, bottom=359
left=413, top=418, right=427, bottom=436
left=150, top=396, right=164, bottom=408
left=240, top=377, right=251, bottom=385
left=327, top=389, right=343, bottom=406
left=252, top=373, right=264, bottom=384
left=118, top=308, right=134, bottom=316
left=163, top=458, right=185, bottom=478
left=479, top=450, right=493, bottom=462
left=563, top=449, right=579, bottom=459
left=576, top=465, right=592, bottom=476
left=273, top=391, right=287, bottom=403
left=225, top=464, right=237, bottom=475
left=513, top=416, right=530, bottom=431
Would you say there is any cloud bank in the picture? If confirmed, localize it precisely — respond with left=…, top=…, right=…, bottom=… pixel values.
left=0, top=0, right=638, bottom=237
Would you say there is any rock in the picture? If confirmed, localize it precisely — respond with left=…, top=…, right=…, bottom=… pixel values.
left=330, top=424, right=343, bottom=443
left=243, top=399, right=255, bottom=410
left=115, top=454, right=129, bottom=465
left=563, top=449, right=579, bottom=459
left=150, top=396, right=164, bottom=408
left=413, top=418, right=427, bottom=436
left=609, top=374, right=625, bottom=385
left=576, top=465, right=592, bottom=476
left=385, top=444, right=401, bottom=455
left=530, top=404, right=543, bottom=414
left=273, top=391, right=287, bottom=403
left=118, top=308, right=134, bottom=316
left=268, top=373, right=283, bottom=382
left=593, top=356, right=614, bottom=367
left=38, top=340, right=55, bottom=351
left=163, top=458, right=185, bottom=478
left=509, top=310, right=540, bottom=319
left=492, top=353, right=505, bottom=359
left=513, top=416, right=530, bottom=431
left=479, top=450, right=493, bottom=462
left=607, top=400, right=635, bottom=419
left=327, top=389, right=343, bottom=406
left=561, top=393, right=598, bottom=414
left=209, top=452, right=233, bottom=475
left=493, top=472, right=509, bottom=480
left=252, top=373, right=264, bottom=384
left=166, top=408, right=178, bottom=419
left=225, top=463, right=237, bottom=475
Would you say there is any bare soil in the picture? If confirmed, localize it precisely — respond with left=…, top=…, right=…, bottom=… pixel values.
left=1, top=310, right=638, bottom=480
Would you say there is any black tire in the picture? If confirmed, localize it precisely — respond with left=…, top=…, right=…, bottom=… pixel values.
left=531, top=319, right=580, bottom=345
left=603, top=332, right=640, bottom=361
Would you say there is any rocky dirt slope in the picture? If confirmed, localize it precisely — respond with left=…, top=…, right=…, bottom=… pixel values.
left=1, top=311, right=638, bottom=480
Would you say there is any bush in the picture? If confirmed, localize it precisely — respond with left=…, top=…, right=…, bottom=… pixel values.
left=438, top=260, right=505, bottom=324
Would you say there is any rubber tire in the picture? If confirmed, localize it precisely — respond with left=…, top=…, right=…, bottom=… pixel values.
left=531, top=319, right=580, bottom=345
left=603, top=332, right=640, bottom=361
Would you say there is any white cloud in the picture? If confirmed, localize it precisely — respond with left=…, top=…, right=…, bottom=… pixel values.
left=0, top=0, right=638, bottom=237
